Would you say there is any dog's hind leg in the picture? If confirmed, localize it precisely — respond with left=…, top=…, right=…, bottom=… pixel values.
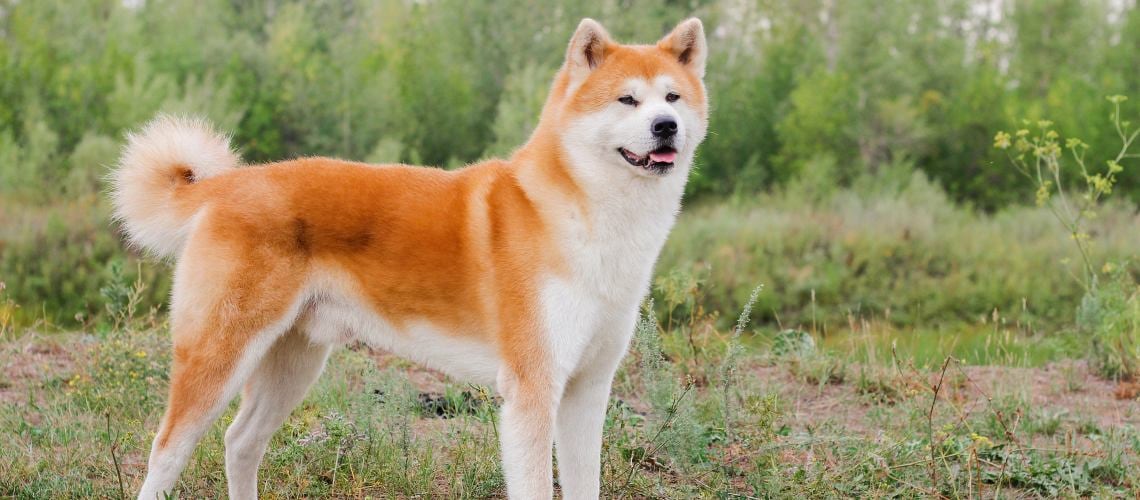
left=224, top=325, right=331, bottom=500
left=136, top=320, right=291, bottom=500
left=137, top=244, right=308, bottom=500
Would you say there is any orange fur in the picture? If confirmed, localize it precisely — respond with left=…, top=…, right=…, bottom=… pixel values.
left=118, top=18, right=709, bottom=500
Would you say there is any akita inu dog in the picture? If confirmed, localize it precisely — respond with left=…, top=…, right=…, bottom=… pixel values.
left=112, top=17, right=708, bottom=499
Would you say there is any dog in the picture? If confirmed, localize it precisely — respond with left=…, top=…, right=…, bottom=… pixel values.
left=111, top=17, right=708, bottom=500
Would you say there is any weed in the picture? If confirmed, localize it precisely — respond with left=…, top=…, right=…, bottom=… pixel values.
left=788, top=351, right=846, bottom=387
left=1079, top=265, right=1140, bottom=380
left=99, top=261, right=149, bottom=332
left=997, top=98, right=1140, bottom=379
left=1028, top=410, right=1065, bottom=437
left=1059, top=360, right=1086, bottom=392
left=0, top=282, right=18, bottom=340
left=3, top=272, right=1138, bottom=497
left=718, top=284, right=762, bottom=444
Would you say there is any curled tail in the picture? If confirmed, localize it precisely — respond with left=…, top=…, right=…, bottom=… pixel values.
left=110, top=115, right=240, bottom=258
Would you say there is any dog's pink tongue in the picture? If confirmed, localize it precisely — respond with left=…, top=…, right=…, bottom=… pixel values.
left=648, top=150, right=677, bottom=163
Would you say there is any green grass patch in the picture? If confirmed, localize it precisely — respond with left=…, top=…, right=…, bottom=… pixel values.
left=2, top=299, right=1136, bottom=497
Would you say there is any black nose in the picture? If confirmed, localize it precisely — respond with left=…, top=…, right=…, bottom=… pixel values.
left=651, top=116, right=678, bottom=138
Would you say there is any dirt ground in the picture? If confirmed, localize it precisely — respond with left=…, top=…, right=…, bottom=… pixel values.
left=4, top=333, right=1138, bottom=436
left=0, top=333, right=83, bottom=405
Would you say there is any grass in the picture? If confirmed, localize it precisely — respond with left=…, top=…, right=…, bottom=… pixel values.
left=818, top=321, right=1082, bottom=367
left=1, top=174, right=1138, bottom=496
left=659, top=168, right=1140, bottom=336
left=1, top=292, right=1137, bottom=498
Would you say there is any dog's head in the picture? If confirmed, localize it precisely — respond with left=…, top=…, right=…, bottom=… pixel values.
left=544, top=18, right=709, bottom=180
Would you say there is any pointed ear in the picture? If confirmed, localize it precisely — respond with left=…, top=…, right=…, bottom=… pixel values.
left=565, top=18, right=613, bottom=82
left=658, top=18, right=707, bottom=78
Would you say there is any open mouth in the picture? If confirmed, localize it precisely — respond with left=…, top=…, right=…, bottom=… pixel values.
left=619, top=146, right=677, bottom=174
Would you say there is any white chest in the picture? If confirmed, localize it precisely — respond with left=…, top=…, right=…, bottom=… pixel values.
left=566, top=181, right=682, bottom=303
left=536, top=182, right=683, bottom=378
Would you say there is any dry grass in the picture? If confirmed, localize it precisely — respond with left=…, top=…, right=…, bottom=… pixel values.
left=1, top=310, right=1137, bottom=498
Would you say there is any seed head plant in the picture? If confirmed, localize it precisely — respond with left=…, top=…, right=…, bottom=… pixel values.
left=996, top=96, right=1140, bottom=379
left=994, top=95, right=1138, bottom=290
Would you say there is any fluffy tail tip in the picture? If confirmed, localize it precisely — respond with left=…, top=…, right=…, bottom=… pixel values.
left=110, top=115, right=240, bottom=258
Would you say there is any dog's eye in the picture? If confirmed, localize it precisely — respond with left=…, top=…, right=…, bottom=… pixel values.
left=618, top=95, right=638, bottom=106
left=666, top=92, right=681, bottom=103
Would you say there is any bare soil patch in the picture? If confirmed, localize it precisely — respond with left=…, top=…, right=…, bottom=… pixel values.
left=5, top=334, right=1137, bottom=437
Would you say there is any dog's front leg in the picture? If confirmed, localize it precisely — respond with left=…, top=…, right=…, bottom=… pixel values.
left=553, top=370, right=614, bottom=499
left=554, top=314, right=635, bottom=500
left=498, top=368, right=556, bottom=499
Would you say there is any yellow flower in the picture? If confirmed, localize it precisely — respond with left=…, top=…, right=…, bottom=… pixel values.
left=993, top=131, right=1012, bottom=149
left=1035, top=182, right=1052, bottom=206
left=135, top=350, right=147, bottom=358
left=1102, top=262, right=1116, bottom=274
left=969, top=432, right=994, bottom=449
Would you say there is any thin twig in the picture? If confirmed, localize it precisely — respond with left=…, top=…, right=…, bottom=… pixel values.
left=106, top=412, right=126, bottom=500
left=926, top=356, right=953, bottom=493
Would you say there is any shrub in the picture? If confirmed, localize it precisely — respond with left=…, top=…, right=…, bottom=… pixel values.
left=0, top=199, right=169, bottom=328
left=658, top=169, right=1140, bottom=334
left=1078, top=267, right=1140, bottom=380
left=995, top=95, right=1140, bottom=378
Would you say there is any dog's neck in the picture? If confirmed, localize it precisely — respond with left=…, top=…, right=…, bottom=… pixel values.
left=510, top=126, right=688, bottom=241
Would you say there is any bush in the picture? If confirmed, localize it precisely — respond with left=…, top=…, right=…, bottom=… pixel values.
left=658, top=169, right=1139, bottom=333
left=1078, top=267, right=1140, bottom=380
left=995, top=96, right=1140, bottom=378
left=0, top=199, right=169, bottom=328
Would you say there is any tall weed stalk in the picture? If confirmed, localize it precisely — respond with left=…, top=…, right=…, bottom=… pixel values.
left=995, top=95, right=1140, bottom=378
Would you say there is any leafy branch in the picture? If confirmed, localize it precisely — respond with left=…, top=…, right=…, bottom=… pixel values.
left=994, top=95, right=1139, bottom=290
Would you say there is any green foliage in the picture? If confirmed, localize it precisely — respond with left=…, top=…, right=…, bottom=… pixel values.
left=995, top=98, right=1138, bottom=286
left=771, top=329, right=815, bottom=357
left=0, top=199, right=170, bottom=328
left=483, top=63, right=554, bottom=159
left=98, top=261, right=149, bottom=332
left=0, top=283, right=16, bottom=339
left=1078, top=267, right=1140, bottom=380
left=693, top=15, right=811, bottom=194
left=70, top=329, right=171, bottom=417
left=659, top=170, right=1140, bottom=336
left=996, top=97, right=1140, bottom=378
left=774, top=69, right=857, bottom=181
left=4, top=0, right=1140, bottom=325
left=630, top=301, right=709, bottom=468
left=0, top=102, right=61, bottom=201
left=2, top=0, right=1139, bottom=201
